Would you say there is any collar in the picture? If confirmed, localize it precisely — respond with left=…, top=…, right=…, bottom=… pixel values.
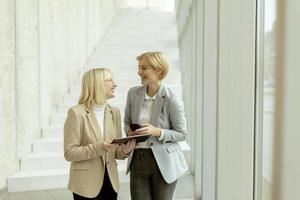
left=93, top=104, right=106, bottom=112
left=138, top=84, right=166, bottom=99
left=84, top=103, right=112, bottom=113
left=145, top=93, right=156, bottom=100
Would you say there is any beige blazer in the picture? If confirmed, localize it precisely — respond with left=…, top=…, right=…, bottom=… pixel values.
left=64, top=104, right=127, bottom=198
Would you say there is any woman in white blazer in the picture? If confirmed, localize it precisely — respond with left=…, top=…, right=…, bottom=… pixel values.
left=64, top=68, right=135, bottom=200
left=124, top=52, right=188, bottom=200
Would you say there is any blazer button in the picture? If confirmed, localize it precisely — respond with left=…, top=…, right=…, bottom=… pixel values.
left=150, top=142, right=153, bottom=146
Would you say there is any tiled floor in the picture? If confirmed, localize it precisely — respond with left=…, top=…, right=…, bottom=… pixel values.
left=8, top=174, right=194, bottom=200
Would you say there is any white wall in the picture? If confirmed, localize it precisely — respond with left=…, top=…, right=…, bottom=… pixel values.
left=273, top=0, right=300, bottom=199
left=176, top=0, right=257, bottom=199
left=119, top=0, right=174, bottom=12
left=217, top=1, right=256, bottom=198
left=0, top=0, right=18, bottom=190
left=0, top=0, right=120, bottom=190
left=175, top=0, right=203, bottom=198
left=15, top=0, right=41, bottom=159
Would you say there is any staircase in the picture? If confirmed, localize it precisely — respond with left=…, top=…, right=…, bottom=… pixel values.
left=7, top=9, right=193, bottom=199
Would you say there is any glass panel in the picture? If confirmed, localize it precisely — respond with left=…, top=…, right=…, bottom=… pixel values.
left=262, top=0, right=276, bottom=199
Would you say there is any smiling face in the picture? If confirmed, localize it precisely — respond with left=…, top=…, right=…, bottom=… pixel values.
left=138, top=58, right=162, bottom=86
left=104, top=77, right=116, bottom=99
left=79, top=68, right=116, bottom=108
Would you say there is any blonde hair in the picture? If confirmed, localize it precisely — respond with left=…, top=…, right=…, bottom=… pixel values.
left=78, top=68, right=112, bottom=109
left=136, top=51, right=169, bottom=80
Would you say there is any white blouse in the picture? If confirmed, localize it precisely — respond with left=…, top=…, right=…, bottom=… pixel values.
left=93, top=104, right=106, bottom=139
left=135, top=93, right=164, bottom=149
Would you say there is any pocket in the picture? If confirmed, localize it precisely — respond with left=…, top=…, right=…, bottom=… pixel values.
left=166, top=142, right=181, bottom=153
left=72, top=160, right=91, bottom=170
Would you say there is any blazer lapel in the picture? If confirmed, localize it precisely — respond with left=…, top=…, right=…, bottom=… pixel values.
left=86, top=107, right=103, bottom=141
left=150, top=85, right=165, bottom=126
left=104, top=105, right=114, bottom=141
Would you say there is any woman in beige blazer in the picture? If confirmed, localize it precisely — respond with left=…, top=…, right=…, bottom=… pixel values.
left=64, top=68, right=135, bottom=200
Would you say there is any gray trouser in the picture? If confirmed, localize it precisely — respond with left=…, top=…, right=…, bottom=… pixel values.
left=130, top=149, right=177, bottom=200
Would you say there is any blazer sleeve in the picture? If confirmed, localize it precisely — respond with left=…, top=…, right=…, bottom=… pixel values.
left=162, top=96, right=187, bottom=143
left=64, top=108, right=107, bottom=162
left=123, top=88, right=133, bottom=136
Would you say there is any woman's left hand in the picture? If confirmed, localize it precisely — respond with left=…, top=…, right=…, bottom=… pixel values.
left=134, top=123, right=161, bottom=137
left=122, top=139, right=136, bottom=155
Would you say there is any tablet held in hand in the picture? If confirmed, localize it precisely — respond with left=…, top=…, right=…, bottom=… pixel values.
left=111, top=134, right=151, bottom=144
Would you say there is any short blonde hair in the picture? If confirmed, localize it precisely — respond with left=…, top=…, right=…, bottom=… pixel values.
left=78, top=68, right=112, bottom=109
left=136, top=51, right=169, bottom=80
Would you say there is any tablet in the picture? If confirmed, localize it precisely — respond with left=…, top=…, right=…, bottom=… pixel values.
left=111, top=134, right=151, bottom=144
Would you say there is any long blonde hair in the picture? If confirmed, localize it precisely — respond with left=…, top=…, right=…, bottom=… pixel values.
left=78, top=68, right=112, bottom=109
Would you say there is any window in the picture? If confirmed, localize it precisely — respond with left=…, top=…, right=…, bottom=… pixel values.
left=257, top=0, right=277, bottom=199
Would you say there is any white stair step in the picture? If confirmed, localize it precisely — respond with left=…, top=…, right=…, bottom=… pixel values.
left=8, top=163, right=128, bottom=192
left=43, top=124, right=125, bottom=140
left=50, top=112, right=126, bottom=127
left=57, top=103, right=76, bottom=114
left=94, top=49, right=179, bottom=58
left=21, top=153, right=128, bottom=172
left=50, top=113, right=67, bottom=126
left=95, top=47, right=179, bottom=55
left=98, top=40, right=160, bottom=46
left=69, top=85, right=183, bottom=98
left=57, top=102, right=126, bottom=114
left=76, top=70, right=182, bottom=85
left=89, top=53, right=179, bottom=60
left=61, top=93, right=134, bottom=106
left=70, top=80, right=182, bottom=90
left=86, top=61, right=180, bottom=70
left=101, top=37, right=177, bottom=44
left=62, top=95, right=78, bottom=105
left=93, top=52, right=179, bottom=61
left=32, top=136, right=190, bottom=153
left=96, top=40, right=178, bottom=46
left=61, top=94, right=135, bottom=106
left=87, top=57, right=179, bottom=66
left=21, top=153, right=68, bottom=170
left=32, top=138, right=63, bottom=153
left=61, top=95, right=169, bottom=106
left=50, top=114, right=127, bottom=130
left=92, top=57, right=180, bottom=66
left=42, top=126, right=63, bottom=138
left=7, top=169, right=68, bottom=192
